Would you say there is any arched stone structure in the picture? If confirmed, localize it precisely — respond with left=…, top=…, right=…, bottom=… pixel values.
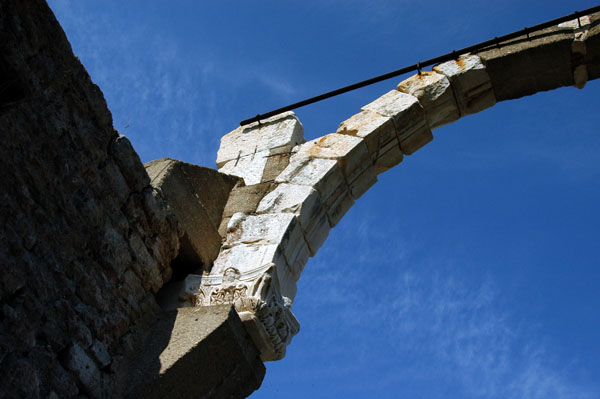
left=183, top=13, right=599, bottom=361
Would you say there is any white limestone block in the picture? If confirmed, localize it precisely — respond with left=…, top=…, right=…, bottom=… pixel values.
left=362, top=89, right=418, bottom=117
left=254, top=182, right=331, bottom=256
left=183, top=274, right=203, bottom=297
left=303, top=212, right=330, bottom=256
left=257, top=184, right=322, bottom=230
left=226, top=213, right=294, bottom=245
left=279, top=218, right=311, bottom=279
left=226, top=212, right=246, bottom=234
left=397, top=71, right=460, bottom=129
left=275, top=155, right=346, bottom=205
left=225, top=213, right=309, bottom=280
left=337, top=110, right=403, bottom=174
left=374, top=136, right=404, bottom=174
left=337, top=110, right=396, bottom=156
left=326, top=189, right=354, bottom=227
left=211, top=243, right=297, bottom=300
left=314, top=176, right=354, bottom=228
left=433, top=54, right=496, bottom=115
left=216, top=111, right=305, bottom=167
left=349, top=165, right=377, bottom=200
left=273, top=258, right=298, bottom=301
left=256, top=183, right=317, bottom=215
left=557, top=15, right=591, bottom=30
left=213, top=243, right=275, bottom=275
left=362, top=90, right=433, bottom=155
left=218, top=148, right=270, bottom=185
left=293, top=134, right=371, bottom=185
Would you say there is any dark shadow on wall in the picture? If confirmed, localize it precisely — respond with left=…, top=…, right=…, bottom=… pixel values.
left=121, top=310, right=177, bottom=399
left=122, top=306, right=265, bottom=399
left=0, top=59, right=29, bottom=113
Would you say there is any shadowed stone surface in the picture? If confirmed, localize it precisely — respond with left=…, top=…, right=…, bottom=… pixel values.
left=219, top=182, right=277, bottom=238
left=476, top=25, right=575, bottom=100
left=585, top=12, right=600, bottom=80
left=146, top=158, right=240, bottom=271
left=129, top=306, right=265, bottom=399
left=0, top=1, right=180, bottom=397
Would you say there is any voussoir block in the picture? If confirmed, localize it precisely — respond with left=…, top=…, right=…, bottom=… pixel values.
left=337, top=110, right=404, bottom=174
left=434, top=54, right=496, bottom=115
left=397, top=70, right=460, bottom=129
left=362, top=90, right=433, bottom=155
left=475, top=26, right=574, bottom=101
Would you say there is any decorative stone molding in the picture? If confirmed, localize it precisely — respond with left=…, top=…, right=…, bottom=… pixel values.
left=183, top=264, right=299, bottom=361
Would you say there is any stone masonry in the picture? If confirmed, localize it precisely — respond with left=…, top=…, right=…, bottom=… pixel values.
left=173, top=12, right=600, bottom=362
left=0, top=1, right=186, bottom=397
left=1, top=1, right=599, bottom=398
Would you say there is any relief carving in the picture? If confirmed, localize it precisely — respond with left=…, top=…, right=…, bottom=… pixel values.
left=183, top=264, right=299, bottom=361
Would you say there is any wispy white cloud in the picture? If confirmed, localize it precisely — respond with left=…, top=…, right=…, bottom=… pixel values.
left=293, top=211, right=598, bottom=398
left=48, top=1, right=300, bottom=167
left=256, top=72, right=297, bottom=99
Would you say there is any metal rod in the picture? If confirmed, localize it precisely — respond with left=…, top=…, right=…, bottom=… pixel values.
left=240, top=5, right=600, bottom=126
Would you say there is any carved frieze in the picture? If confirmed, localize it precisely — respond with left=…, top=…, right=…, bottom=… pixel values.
left=183, top=264, right=299, bottom=361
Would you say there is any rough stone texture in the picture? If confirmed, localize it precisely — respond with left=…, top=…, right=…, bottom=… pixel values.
left=433, top=54, right=496, bottom=115
left=397, top=71, right=460, bottom=129
left=276, top=156, right=346, bottom=206
left=212, top=242, right=298, bottom=302
left=293, top=133, right=378, bottom=199
left=217, top=112, right=305, bottom=185
left=475, top=27, right=575, bottom=101
left=0, top=1, right=182, bottom=398
left=129, top=306, right=265, bottom=399
left=276, top=153, right=354, bottom=227
left=219, top=182, right=276, bottom=238
left=218, top=149, right=272, bottom=186
left=256, top=184, right=330, bottom=255
left=295, top=134, right=370, bottom=182
left=146, top=158, right=240, bottom=271
left=362, top=90, right=433, bottom=155
left=225, top=213, right=310, bottom=280
left=585, top=12, right=600, bottom=80
left=337, top=110, right=404, bottom=174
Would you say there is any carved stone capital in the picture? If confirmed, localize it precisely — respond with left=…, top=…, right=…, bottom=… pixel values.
left=183, top=264, right=299, bottom=361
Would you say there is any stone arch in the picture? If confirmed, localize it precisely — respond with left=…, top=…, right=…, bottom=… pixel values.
left=184, top=14, right=599, bottom=361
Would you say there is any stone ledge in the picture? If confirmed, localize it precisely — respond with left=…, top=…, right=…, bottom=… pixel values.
left=128, top=305, right=265, bottom=399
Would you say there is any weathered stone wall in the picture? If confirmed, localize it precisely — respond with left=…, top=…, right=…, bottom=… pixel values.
left=0, top=1, right=180, bottom=397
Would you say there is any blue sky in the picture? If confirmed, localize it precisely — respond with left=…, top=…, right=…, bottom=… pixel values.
left=48, top=1, right=600, bottom=398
